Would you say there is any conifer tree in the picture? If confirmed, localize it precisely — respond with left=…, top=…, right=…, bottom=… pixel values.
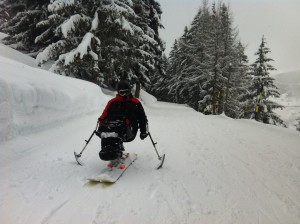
left=35, top=0, right=164, bottom=89
left=131, top=0, right=165, bottom=96
left=246, top=36, right=285, bottom=126
left=230, top=42, right=251, bottom=118
left=150, top=40, right=177, bottom=102
left=167, top=26, right=194, bottom=104
left=0, top=0, right=10, bottom=24
left=36, top=0, right=102, bottom=84
left=160, top=1, right=248, bottom=117
left=0, top=0, right=49, bottom=56
left=0, top=0, right=26, bottom=24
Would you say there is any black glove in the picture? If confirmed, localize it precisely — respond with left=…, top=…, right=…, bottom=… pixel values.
left=140, top=132, right=148, bottom=140
left=95, top=130, right=101, bottom=138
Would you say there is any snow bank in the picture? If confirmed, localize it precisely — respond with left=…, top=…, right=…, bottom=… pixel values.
left=0, top=54, right=105, bottom=141
left=140, top=89, right=157, bottom=105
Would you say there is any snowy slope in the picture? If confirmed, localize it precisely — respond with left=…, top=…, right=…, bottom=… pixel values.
left=273, top=71, right=300, bottom=129
left=0, top=45, right=300, bottom=224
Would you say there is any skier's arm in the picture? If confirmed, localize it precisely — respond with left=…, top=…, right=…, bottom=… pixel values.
left=137, top=103, right=148, bottom=133
left=99, top=98, right=116, bottom=121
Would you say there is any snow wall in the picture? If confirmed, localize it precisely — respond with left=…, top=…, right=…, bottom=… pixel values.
left=0, top=55, right=104, bottom=142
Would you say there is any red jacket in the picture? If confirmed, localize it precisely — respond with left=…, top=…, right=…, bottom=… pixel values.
left=99, top=94, right=148, bottom=133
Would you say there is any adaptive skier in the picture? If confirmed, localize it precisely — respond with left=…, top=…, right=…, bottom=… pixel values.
left=96, top=80, right=148, bottom=167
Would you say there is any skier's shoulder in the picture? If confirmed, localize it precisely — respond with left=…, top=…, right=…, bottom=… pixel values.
left=108, top=97, right=118, bottom=103
left=129, top=96, right=141, bottom=104
left=106, top=96, right=121, bottom=106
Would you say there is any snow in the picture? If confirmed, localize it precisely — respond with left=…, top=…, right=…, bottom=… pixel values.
left=64, top=32, right=100, bottom=65
left=120, top=16, right=134, bottom=35
left=91, top=12, right=99, bottom=31
left=0, top=46, right=104, bottom=141
left=36, top=40, right=67, bottom=65
left=48, top=0, right=75, bottom=13
left=0, top=43, right=300, bottom=224
left=273, top=70, right=300, bottom=129
left=61, top=14, right=90, bottom=39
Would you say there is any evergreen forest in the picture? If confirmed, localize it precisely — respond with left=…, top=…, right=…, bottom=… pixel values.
left=0, top=0, right=286, bottom=127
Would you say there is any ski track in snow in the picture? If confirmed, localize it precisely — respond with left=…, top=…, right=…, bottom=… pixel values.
left=1, top=94, right=300, bottom=223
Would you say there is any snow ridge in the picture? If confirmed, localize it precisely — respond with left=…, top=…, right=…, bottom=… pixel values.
left=0, top=50, right=104, bottom=141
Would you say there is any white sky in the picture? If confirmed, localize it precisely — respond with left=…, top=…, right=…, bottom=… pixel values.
left=158, top=0, right=300, bottom=74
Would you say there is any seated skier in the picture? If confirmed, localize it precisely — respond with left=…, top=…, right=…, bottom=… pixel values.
left=96, top=80, right=148, bottom=166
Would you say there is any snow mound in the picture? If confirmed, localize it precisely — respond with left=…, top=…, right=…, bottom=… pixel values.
left=0, top=54, right=105, bottom=141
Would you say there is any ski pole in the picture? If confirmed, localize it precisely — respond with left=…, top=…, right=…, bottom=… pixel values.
left=148, top=132, right=165, bottom=169
left=74, top=122, right=98, bottom=165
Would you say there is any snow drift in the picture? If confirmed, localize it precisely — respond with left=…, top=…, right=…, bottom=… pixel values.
left=0, top=46, right=105, bottom=141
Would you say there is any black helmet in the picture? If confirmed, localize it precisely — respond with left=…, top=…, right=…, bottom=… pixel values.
left=117, top=80, right=131, bottom=96
left=117, top=80, right=131, bottom=90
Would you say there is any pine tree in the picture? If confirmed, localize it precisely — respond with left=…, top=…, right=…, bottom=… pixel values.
left=35, top=0, right=164, bottom=89
left=0, top=0, right=50, bottom=56
left=246, top=36, right=286, bottom=126
left=167, top=26, right=194, bottom=104
left=36, top=0, right=101, bottom=84
left=0, top=0, right=26, bottom=24
left=131, top=0, right=165, bottom=97
left=0, top=0, right=10, bottom=24
left=231, top=42, right=251, bottom=118
left=155, top=1, right=250, bottom=118
left=150, top=39, right=178, bottom=102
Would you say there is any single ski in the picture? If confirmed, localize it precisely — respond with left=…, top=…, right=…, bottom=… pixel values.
left=87, top=153, right=137, bottom=183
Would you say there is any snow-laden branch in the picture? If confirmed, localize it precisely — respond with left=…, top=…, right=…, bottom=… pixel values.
left=61, top=14, right=91, bottom=38
left=64, top=32, right=101, bottom=65
left=48, top=0, right=75, bottom=13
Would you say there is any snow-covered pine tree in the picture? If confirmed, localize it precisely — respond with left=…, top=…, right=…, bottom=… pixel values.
left=130, top=0, right=165, bottom=97
left=231, top=42, right=251, bottom=118
left=151, top=39, right=178, bottom=102
left=246, top=36, right=285, bottom=126
left=147, top=53, right=169, bottom=100
left=208, top=2, right=230, bottom=115
left=191, top=0, right=215, bottom=113
left=36, top=0, right=107, bottom=84
left=159, top=1, right=248, bottom=117
left=182, top=4, right=211, bottom=110
left=0, top=0, right=49, bottom=56
left=95, top=0, right=164, bottom=89
left=36, top=0, right=164, bottom=89
left=0, top=0, right=10, bottom=24
left=0, top=0, right=25, bottom=24
left=167, top=26, right=194, bottom=104
left=163, top=2, right=212, bottom=109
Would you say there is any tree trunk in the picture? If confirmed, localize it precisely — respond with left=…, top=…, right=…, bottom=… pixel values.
left=135, top=80, right=141, bottom=98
